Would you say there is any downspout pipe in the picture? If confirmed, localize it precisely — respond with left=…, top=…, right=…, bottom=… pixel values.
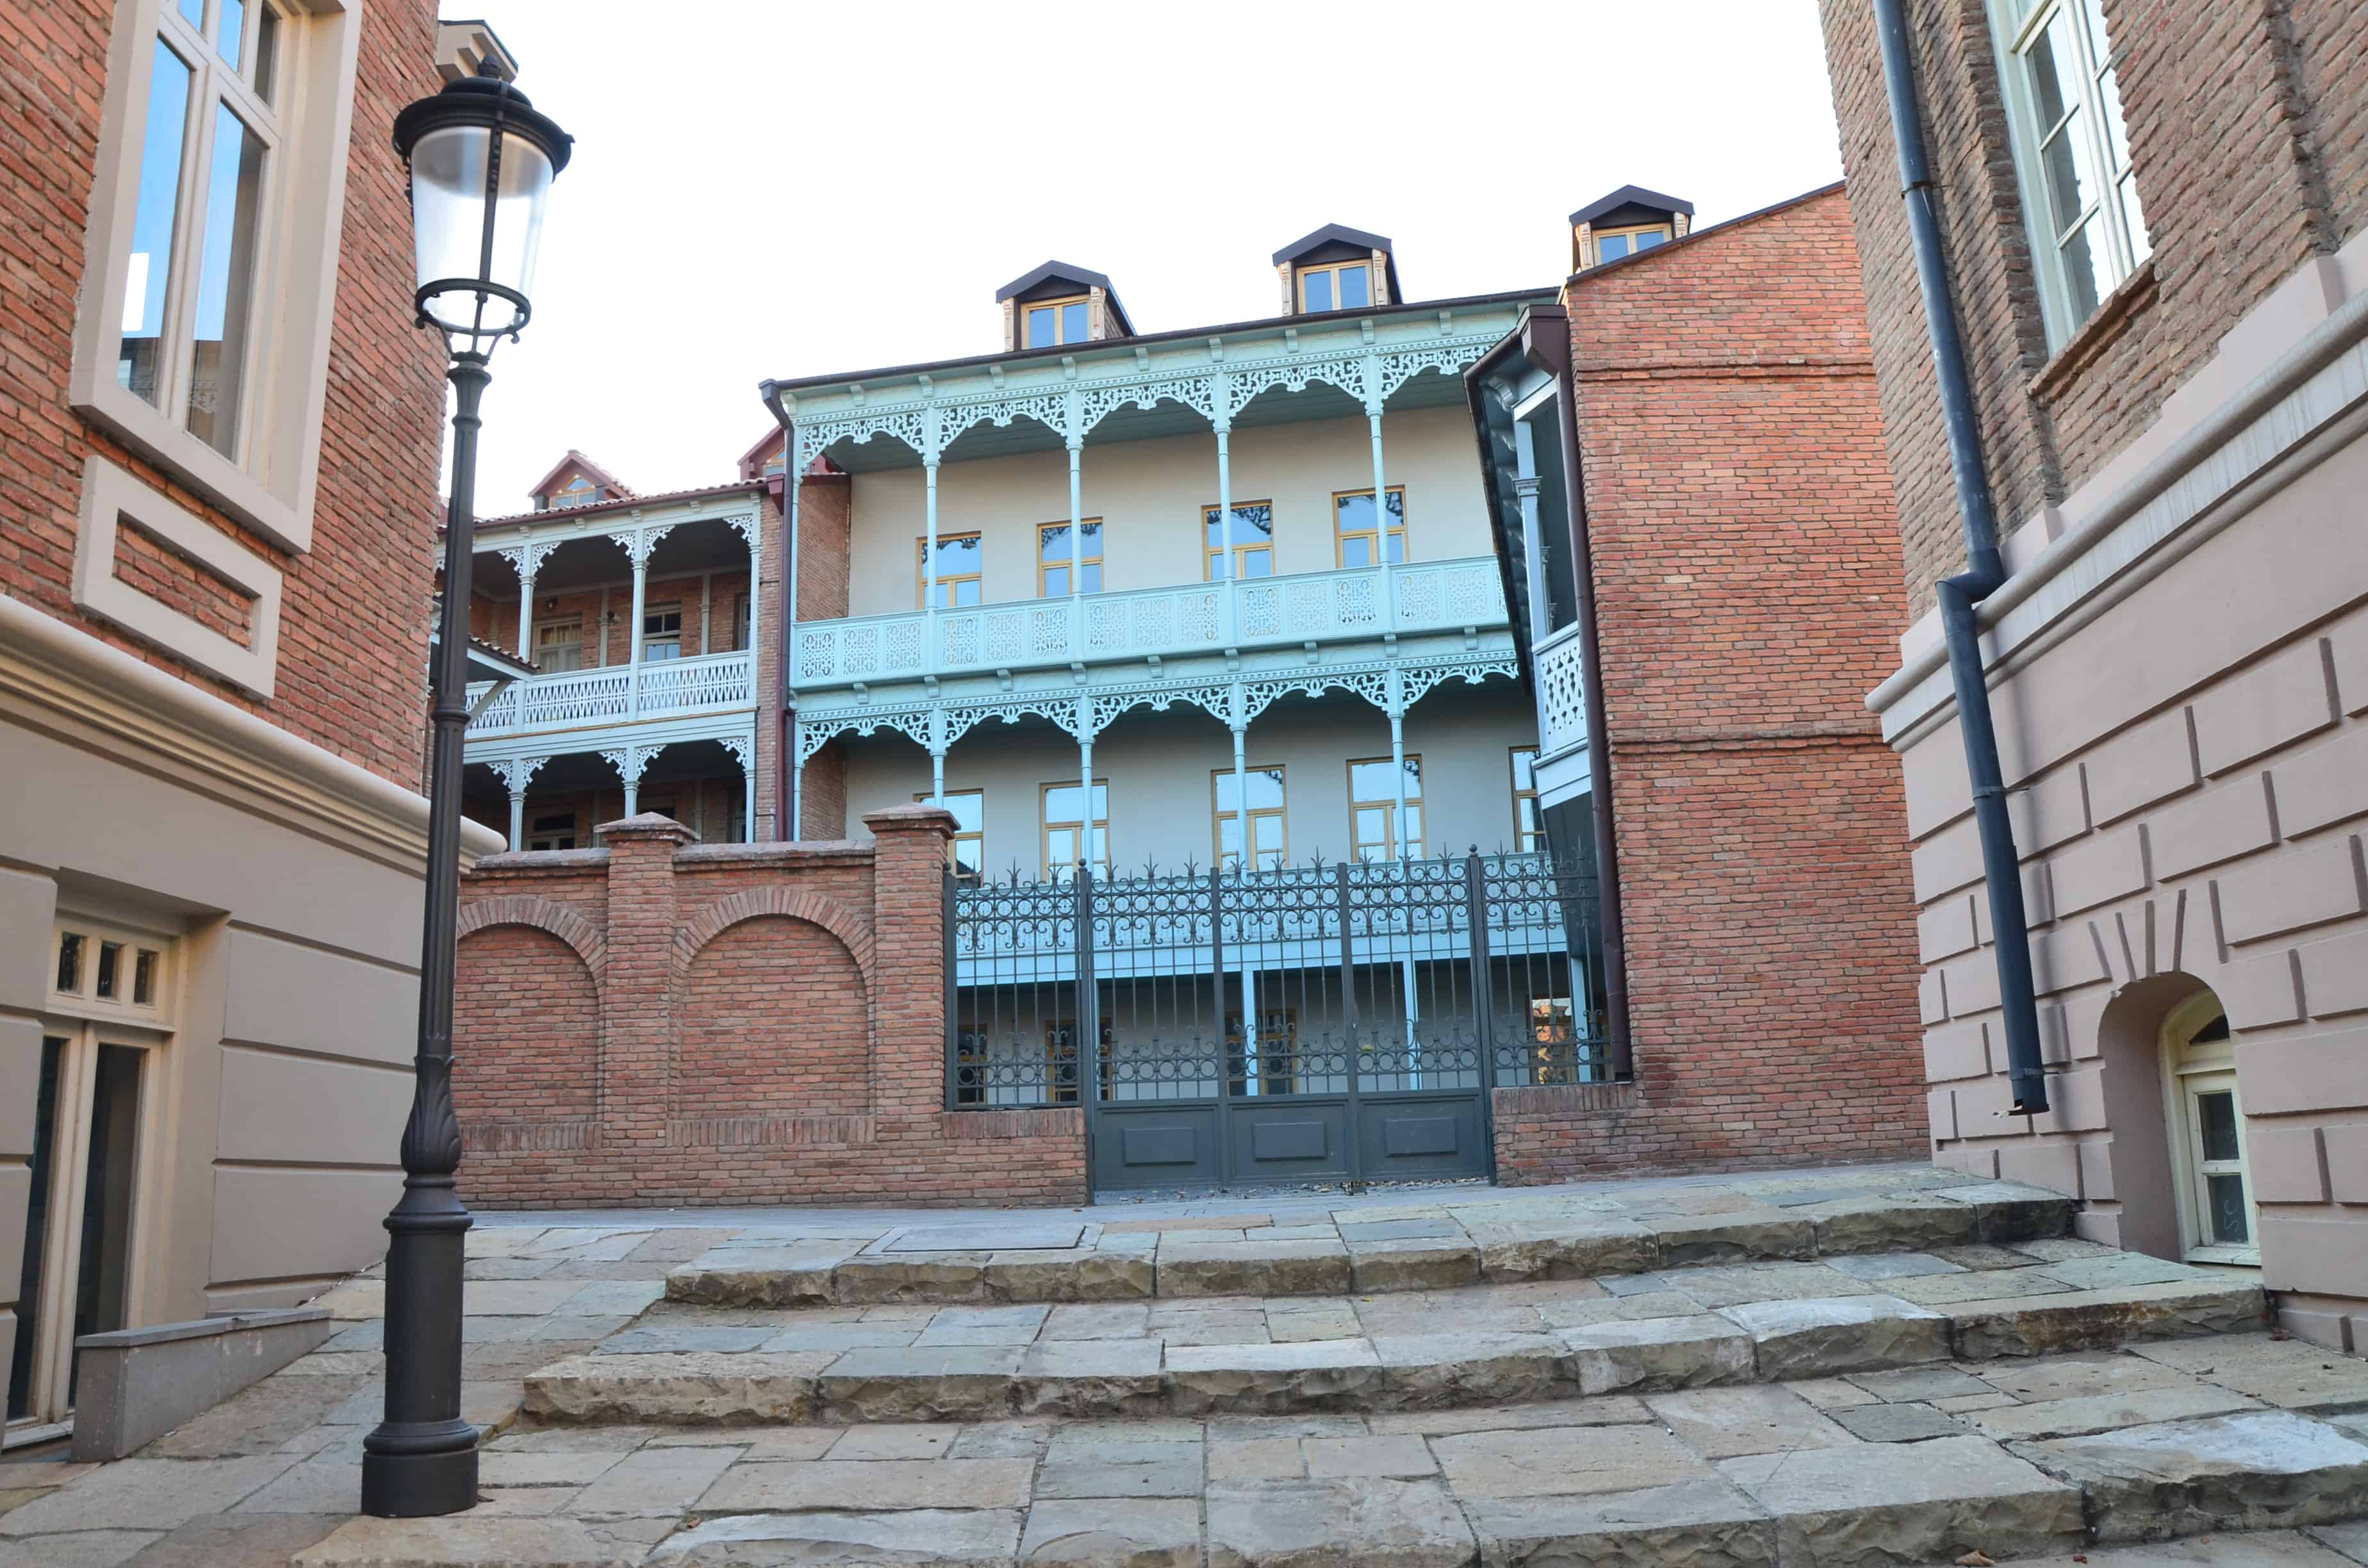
left=1521, top=307, right=1633, bottom=1080
left=1872, top=0, right=2048, bottom=1113
left=760, top=379, right=796, bottom=844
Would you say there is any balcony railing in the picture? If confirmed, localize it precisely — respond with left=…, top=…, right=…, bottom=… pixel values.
left=1533, top=621, right=1589, bottom=762
left=792, top=557, right=1508, bottom=690
left=466, top=649, right=755, bottom=735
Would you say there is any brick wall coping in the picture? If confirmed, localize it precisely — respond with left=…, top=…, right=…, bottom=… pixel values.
left=676, top=840, right=874, bottom=868
left=1869, top=267, right=2368, bottom=746
left=475, top=848, right=610, bottom=870
left=864, top=803, right=955, bottom=834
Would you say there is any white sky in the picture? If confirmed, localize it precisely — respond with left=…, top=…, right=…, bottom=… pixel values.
left=450, top=0, right=1845, bottom=513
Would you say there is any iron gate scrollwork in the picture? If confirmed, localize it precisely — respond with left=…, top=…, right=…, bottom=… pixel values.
left=948, top=850, right=1609, bottom=1191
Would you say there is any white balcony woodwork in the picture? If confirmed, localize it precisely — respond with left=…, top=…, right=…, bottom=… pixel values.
left=1528, top=620, right=1591, bottom=810
left=466, top=648, right=755, bottom=737
left=793, top=557, right=1510, bottom=696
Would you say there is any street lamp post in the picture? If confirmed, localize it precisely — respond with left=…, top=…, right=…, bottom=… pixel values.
left=364, top=63, right=571, bottom=1520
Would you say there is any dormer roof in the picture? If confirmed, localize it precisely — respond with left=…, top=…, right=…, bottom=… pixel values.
left=994, top=261, right=1136, bottom=336
left=1269, top=222, right=1393, bottom=265
left=1568, top=185, right=1695, bottom=227
left=525, top=448, right=632, bottom=507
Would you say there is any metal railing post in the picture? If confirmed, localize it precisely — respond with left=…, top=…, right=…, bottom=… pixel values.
left=1465, top=850, right=1499, bottom=1161
left=942, top=866, right=958, bottom=1111
left=1335, top=860, right=1365, bottom=1188
left=1074, top=865, right=1099, bottom=1168
left=1210, top=861, right=1233, bottom=1182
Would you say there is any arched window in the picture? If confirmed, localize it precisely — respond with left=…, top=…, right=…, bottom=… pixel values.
left=2160, top=991, right=2258, bottom=1266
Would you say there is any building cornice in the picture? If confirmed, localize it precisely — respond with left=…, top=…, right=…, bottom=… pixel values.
left=0, top=594, right=506, bottom=874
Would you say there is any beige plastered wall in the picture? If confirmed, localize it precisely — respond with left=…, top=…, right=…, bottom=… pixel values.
left=840, top=679, right=1539, bottom=880
left=0, top=625, right=504, bottom=1418
left=844, top=406, right=1493, bottom=616
left=1891, top=236, right=2368, bottom=1350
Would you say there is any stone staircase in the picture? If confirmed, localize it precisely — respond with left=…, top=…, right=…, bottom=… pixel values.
left=288, top=1170, right=2368, bottom=1567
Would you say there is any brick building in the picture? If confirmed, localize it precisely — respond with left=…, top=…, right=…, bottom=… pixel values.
left=1468, top=184, right=1927, bottom=1180
left=1816, top=0, right=2368, bottom=1344
left=451, top=183, right=1927, bottom=1205
left=0, top=5, right=511, bottom=1440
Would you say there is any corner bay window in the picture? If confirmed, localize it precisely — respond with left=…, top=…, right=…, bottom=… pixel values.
left=119, top=0, right=286, bottom=459
left=1204, top=502, right=1274, bottom=581
left=1213, top=765, right=1286, bottom=872
left=1996, top=0, right=2149, bottom=343
left=1038, top=521, right=1101, bottom=596
left=1297, top=261, right=1370, bottom=313
left=1024, top=296, right=1090, bottom=348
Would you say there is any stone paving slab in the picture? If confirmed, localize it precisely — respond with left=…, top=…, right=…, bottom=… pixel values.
left=525, top=1257, right=2264, bottom=1428
left=254, top=1342, right=2368, bottom=1567
left=660, top=1174, right=2080, bottom=1310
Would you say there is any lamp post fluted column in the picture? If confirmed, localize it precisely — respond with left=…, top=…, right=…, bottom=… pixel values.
left=362, top=352, right=490, bottom=1518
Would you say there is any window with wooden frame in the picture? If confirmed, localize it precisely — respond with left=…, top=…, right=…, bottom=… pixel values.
left=1225, top=1006, right=1298, bottom=1097
left=639, top=603, right=682, bottom=660
left=1023, top=295, right=1090, bottom=348
left=69, top=0, right=358, bottom=556
left=1591, top=224, right=1672, bottom=264
left=1348, top=756, right=1422, bottom=862
left=15, top=918, right=175, bottom=1434
left=1212, top=765, right=1287, bottom=872
left=1333, top=486, right=1406, bottom=568
left=1296, top=260, right=1371, bottom=313
left=916, top=788, right=986, bottom=884
left=532, top=617, right=582, bottom=673
left=1991, top=0, right=2148, bottom=346
left=1043, top=1019, right=1114, bottom=1105
left=1037, top=520, right=1102, bottom=596
left=2161, top=993, right=2257, bottom=1266
left=916, top=532, right=983, bottom=608
left=1203, top=502, right=1274, bottom=582
left=734, top=591, right=752, bottom=652
left=1041, top=780, right=1108, bottom=879
left=527, top=811, right=577, bottom=852
left=551, top=474, right=601, bottom=508
left=1510, top=746, right=1542, bottom=853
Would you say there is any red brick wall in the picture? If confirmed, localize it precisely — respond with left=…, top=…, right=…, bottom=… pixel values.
left=677, top=916, right=868, bottom=1120
left=0, top=0, right=448, bottom=785
left=1819, top=0, right=2368, bottom=612
left=1497, top=188, right=1927, bottom=1181
left=454, top=926, right=598, bottom=1122
left=785, top=470, right=852, bottom=840
left=452, top=809, right=1086, bottom=1207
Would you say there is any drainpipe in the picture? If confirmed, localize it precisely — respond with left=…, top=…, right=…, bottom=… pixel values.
left=1873, top=0, right=2048, bottom=1113
left=760, top=379, right=796, bottom=844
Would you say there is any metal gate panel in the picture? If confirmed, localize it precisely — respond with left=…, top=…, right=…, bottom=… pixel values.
left=949, top=851, right=1611, bottom=1195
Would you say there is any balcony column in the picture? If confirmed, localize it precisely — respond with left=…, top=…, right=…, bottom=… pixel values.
left=1387, top=668, right=1422, bottom=1081
left=725, top=733, right=755, bottom=844
left=1076, top=695, right=1095, bottom=872
left=1513, top=420, right=1549, bottom=647
left=1215, top=417, right=1237, bottom=646
left=625, top=528, right=650, bottom=718
left=1365, top=355, right=1394, bottom=626
left=495, top=756, right=543, bottom=852
left=929, top=706, right=948, bottom=808
left=513, top=553, right=536, bottom=661
left=604, top=744, right=654, bottom=819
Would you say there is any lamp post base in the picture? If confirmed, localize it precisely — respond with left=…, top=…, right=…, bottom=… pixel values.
left=360, top=1428, right=480, bottom=1517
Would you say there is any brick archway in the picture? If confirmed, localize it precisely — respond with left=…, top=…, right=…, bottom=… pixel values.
left=675, top=888, right=874, bottom=985
left=457, top=895, right=606, bottom=976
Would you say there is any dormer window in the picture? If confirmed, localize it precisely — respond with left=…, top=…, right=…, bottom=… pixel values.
left=1297, top=261, right=1371, bottom=313
left=1024, top=296, right=1090, bottom=348
left=1593, top=225, right=1672, bottom=263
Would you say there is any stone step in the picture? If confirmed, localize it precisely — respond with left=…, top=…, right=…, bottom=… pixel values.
left=525, top=1275, right=2268, bottom=1429
left=298, top=1340, right=2368, bottom=1568
left=663, top=1179, right=2078, bottom=1310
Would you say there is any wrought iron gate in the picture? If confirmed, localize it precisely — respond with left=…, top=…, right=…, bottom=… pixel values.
left=948, top=851, right=1608, bottom=1192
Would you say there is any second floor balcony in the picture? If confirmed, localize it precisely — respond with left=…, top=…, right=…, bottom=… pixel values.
left=467, top=647, right=755, bottom=737
left=792, top=555, right=1510, bottom=701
